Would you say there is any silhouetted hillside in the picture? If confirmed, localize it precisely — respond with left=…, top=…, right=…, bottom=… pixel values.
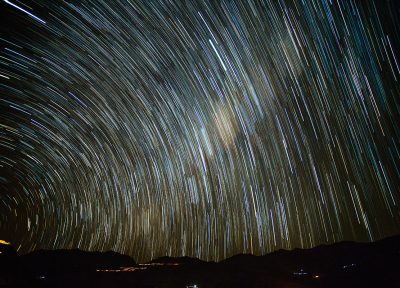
left=0, top=234, right=399, bottom=287
left=0, top=243, right=21, bottom=287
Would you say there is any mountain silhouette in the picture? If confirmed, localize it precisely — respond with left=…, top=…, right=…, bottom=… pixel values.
left=0, top=234, right=399, bottom=287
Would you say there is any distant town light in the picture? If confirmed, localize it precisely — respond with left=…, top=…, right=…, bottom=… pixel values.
left=293, top=268, right=308, bottom=276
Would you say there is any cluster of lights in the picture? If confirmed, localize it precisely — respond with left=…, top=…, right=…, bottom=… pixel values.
left=293, top=269, right=321, bottom=280
left=96, top=267, right=147, bottom=272
left=96, top=262, right=180, bottom=272
left=342, top=263, right=356, bottom=269
left=293, top=269, right=308, bottom=276
left=139, top=262, right=180, bottom=266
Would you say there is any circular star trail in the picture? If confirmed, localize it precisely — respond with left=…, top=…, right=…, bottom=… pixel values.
left=0, top=0, right=399, bottom=262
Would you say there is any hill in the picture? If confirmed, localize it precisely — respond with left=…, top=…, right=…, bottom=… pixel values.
left=0, top=235, right=399, bottom=287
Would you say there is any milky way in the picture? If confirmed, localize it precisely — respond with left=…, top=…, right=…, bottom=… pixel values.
left=0, top=0, right=399, bottom=262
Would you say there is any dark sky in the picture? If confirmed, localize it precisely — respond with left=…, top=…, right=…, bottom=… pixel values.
left=0, top=0, right=399, bottom=262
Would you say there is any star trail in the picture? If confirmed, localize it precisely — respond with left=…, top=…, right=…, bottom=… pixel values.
left=0, top=0, right=399, bottom=263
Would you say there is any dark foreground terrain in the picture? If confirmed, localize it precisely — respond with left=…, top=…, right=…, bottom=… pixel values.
left=0, top=235, right=399, bottom=288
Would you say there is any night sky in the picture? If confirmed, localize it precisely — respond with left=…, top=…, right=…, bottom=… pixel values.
left=0, top=0, right=399, bottom=263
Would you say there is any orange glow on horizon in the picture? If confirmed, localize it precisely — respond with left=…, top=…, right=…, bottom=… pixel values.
left=0, top=240, right=10, bottom=245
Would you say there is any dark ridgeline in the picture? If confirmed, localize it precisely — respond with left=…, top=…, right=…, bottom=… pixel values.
left=0, top=235, right=399, bottom=288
